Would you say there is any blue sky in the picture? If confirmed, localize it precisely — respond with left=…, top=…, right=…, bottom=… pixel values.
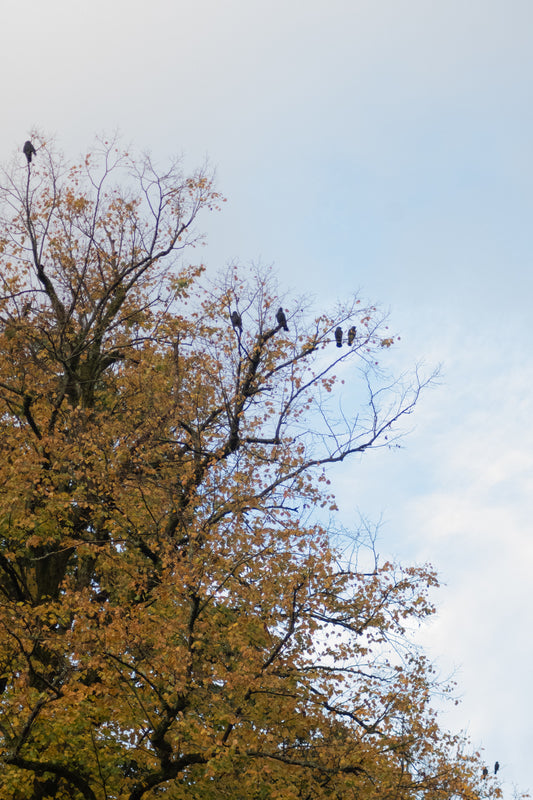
left=2, top=0, right=532, bottom=792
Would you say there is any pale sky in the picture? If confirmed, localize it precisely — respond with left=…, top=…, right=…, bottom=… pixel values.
left=2, top=0, right=532, bottom=793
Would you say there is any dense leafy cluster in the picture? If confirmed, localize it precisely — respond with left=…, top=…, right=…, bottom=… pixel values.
left=0, top=137, right=498, bottom=799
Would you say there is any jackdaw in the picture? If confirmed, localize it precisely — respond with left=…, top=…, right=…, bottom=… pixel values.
left=23, top=140, right=36, bottom=163
left=230, top=310, right=242, bottom=332
left=276, top=307, right=289, bottom=331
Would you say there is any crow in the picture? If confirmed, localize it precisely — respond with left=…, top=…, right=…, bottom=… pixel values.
left=494, top=762, right=500, bottom=775
left=23, top=140, right=36, bottom=163
left=347, top=326, right=356, bottom=346
left=276, top=307, right=289, bottom=331
left=335, top=327, right=343, bottom=347
left=230, top=310, right=242, bottom=332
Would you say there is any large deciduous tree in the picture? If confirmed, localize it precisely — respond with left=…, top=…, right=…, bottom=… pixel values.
left=0, top=135, right=494, bottom=799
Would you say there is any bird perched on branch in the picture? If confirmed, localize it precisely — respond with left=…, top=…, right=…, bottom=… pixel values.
left=482, top=767, right=488, bottom=779
left=276, top=307, right=289, bottom=331
left=494, top=762, right=500, bottom=775
left=335, top=327, right=343, bottom=347
left=230, top=310, right=242, bottom=333
left=347, top=326, right=356, bottom=346
left=23, top=140, right=36, bottom=163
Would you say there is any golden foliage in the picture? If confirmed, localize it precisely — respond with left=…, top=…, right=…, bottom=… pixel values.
left=0, top=136, right=494, bottom=800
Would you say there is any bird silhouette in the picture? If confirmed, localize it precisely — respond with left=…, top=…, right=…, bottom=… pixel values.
left=276, top=307, right=289, bottom=331
left=230, top=310, right=242, bottom=332
left=23, top=140, right=36, bottom=163
left=494, top=762, right=499, bottom=775
left=335, top=327, right=343, bottom=347
left=347, top=326, right=356, bottom=346
left=482, top=768, right=488, bottom=779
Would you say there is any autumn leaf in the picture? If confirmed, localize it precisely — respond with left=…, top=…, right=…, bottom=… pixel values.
left=0, top=134, right=488, bottom=800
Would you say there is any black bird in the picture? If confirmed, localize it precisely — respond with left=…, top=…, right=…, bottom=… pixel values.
left=23, top=140, right=36, bottom=163
left=482, top=767, right=488, bottom=779
left=494, top=762, right=500, bottom=775
left=230, top=310, right=242, bottom=332
left=347, top=326, right=356, bottom=346
left=276, top=307, right=289, bottom=331
left=335, top=327, right=343, bottom=347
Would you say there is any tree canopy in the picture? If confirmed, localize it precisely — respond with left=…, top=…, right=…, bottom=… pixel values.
left=0, top=135, right=502, bottom=799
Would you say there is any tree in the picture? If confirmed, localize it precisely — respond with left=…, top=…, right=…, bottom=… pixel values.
left=0, top=135, right=499, bottom=800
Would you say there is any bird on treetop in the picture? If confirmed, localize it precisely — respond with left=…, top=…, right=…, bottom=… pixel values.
left=276, top=307, right=289, bottom=331
left=23, top=140, right=36, bottom=163
left=230, top=310, right=242, bottom=332
left=347, top=326, right=356, bottom=346
left=494, top=762, right=500, bottom=775
left=335, top=327, right=343, bottom=347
